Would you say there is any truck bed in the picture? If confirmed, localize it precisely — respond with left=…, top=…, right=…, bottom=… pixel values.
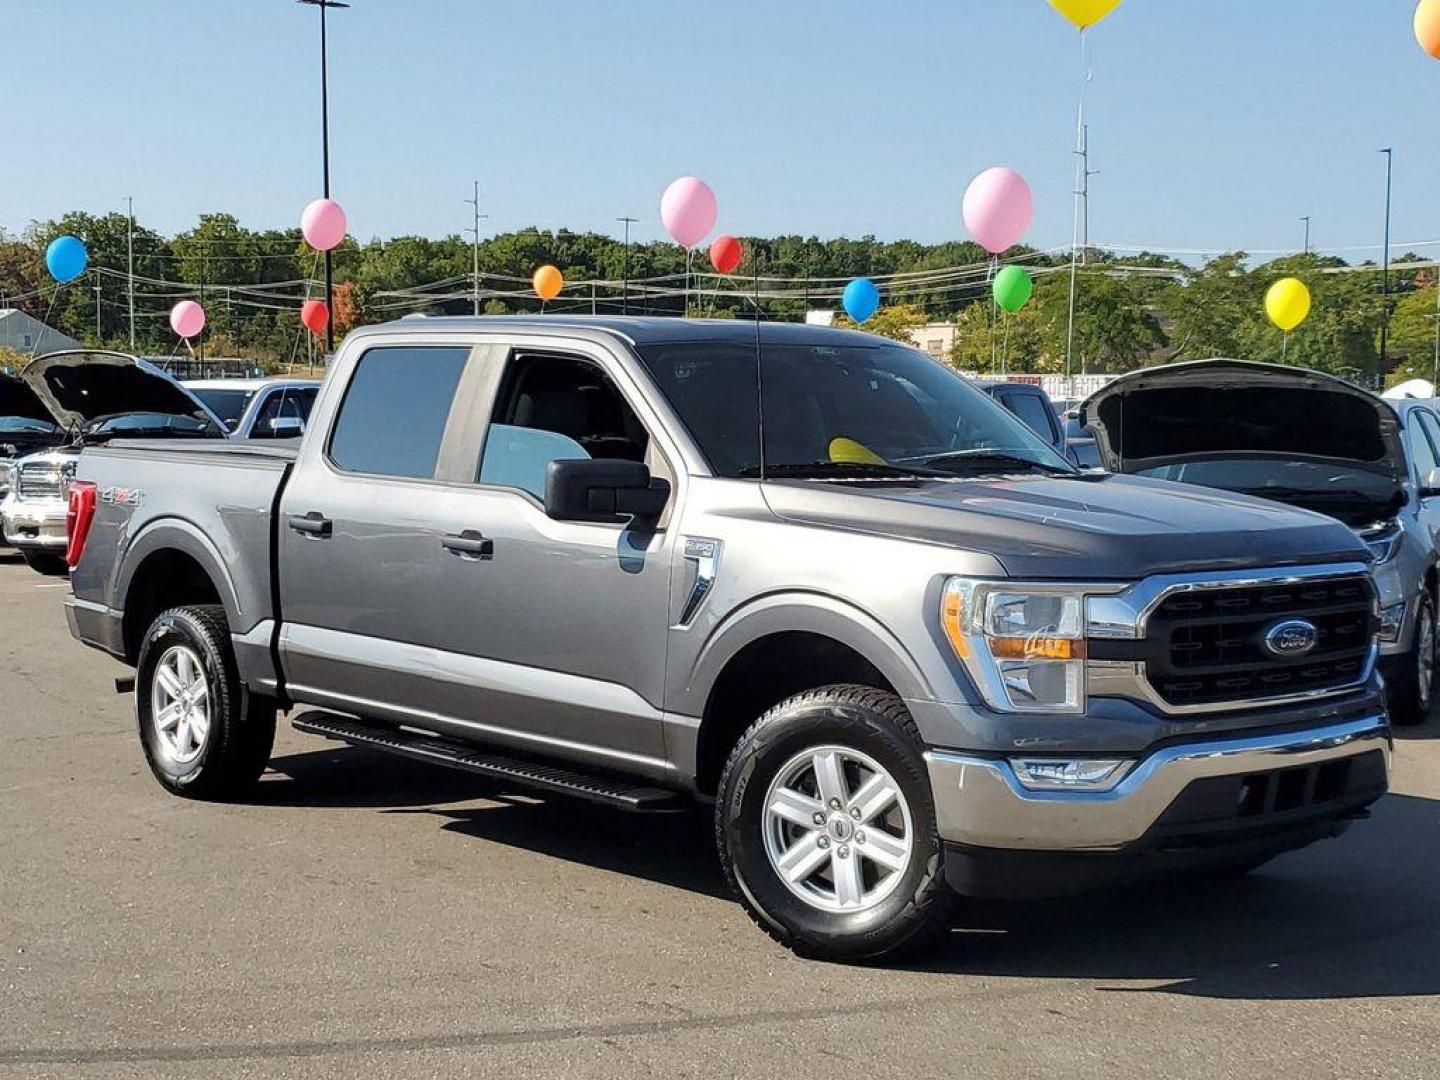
left=69, top=438, right=294, bottom=674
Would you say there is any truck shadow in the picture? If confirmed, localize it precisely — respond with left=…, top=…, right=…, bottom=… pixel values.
left=262, top=746, right=1440, bottom=998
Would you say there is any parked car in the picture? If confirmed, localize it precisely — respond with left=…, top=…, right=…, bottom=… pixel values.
left=185, top=378, right=321, bottom=439
left=973, top=380, right=1071, bottom=461
left=0, top=372, right=69, bottom=542
left=1063, top=412, right=1102, bottom=468
left=65, top=318, right=1389, bottom=961
left=1, top=351, right=226, bottom=573
left=1083, top=358, right=1436, bottom=724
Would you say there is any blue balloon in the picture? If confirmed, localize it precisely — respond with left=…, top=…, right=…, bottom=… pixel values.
left=45, top=235, right=88, bottom=283
left=842, top=277, right=880, bottom=323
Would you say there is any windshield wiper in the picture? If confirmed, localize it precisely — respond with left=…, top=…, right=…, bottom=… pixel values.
left=895, top=449, right=1074, bottom=475
left=738, top=461, right=949, bottom=480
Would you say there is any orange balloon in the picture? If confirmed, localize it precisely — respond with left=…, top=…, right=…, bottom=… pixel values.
left=1417, top=0, right=1440, bottom=59
left=533, top=264, right=564, bottom=301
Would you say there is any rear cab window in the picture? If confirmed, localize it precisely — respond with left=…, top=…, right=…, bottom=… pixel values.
left=328, top=346, right=470, bottom=479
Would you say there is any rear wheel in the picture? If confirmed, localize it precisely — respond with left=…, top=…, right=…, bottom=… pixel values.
left=716, top=685, right=953, bottom=962
left=135, top=605, right=276, bottom=799
left=1388, top=591, right=1435, bottom=727
left=21, top=549, right=67, bottom=576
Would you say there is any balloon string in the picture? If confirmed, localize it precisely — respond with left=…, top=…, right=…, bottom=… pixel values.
left=30, top=280, right=66, bottom=358
left=988, top=256, right=998, bottom=371
left=1001, top=310, right=1011, bottom=378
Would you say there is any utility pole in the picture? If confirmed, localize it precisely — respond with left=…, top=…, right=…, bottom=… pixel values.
left=617, top=216, right=637, bottom=315
left=298, top=0, right=349, bottom=354
left=1379, top=148, right=1394, bottom=390
left=464, top=180, right=489, bottom=315
left=125, top=196, right=136, bottom=350
left=1301, top=215, right=1311, bottom=255
left=1078, top=123, right=1098, bottom=265
left=94, top=280, right=102, bottom=341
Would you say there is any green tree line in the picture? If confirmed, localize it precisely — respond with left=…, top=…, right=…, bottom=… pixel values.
left=0, top=211, right=1432, bottom=386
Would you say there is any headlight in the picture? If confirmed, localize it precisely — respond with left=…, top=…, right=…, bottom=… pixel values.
left=942, top=579, right=1087, bottom=713
left=1362, top=523, right=1402, bottom=565
left=1378, top=600, right=1407, bottom=643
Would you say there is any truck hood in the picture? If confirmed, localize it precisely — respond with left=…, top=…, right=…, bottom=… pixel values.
left=21, top=351, right=220, bottom=432
left=1080, top=359, right=1404, bottom=502
left=0, top=373, right=65, bottom=458
left=761, top=472, right=1369, bottom=579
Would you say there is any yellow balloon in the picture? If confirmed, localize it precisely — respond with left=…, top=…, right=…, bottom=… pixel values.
left=533, top=264, right=564, bottom=301
left=828, top=437, right=885, bottom=465
left=1047, top=0, right=1123, bottom=30
left=1265, top=277, right=1311, bottom=333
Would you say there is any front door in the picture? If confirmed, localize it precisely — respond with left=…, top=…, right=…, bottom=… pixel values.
left=426, top=343, right=680, bottom=777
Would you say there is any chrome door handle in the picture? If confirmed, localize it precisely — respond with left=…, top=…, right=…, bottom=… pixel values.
left=443, top=530, right=494, bottom=559
left=288, top=512, right=332, bottom=538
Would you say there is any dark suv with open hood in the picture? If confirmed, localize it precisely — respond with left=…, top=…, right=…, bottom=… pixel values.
left=1084, top=358, right=1437, bottom=724
left=2, top=351, right=224, bottom=573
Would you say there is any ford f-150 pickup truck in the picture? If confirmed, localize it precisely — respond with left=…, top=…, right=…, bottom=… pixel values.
left=64, top=317, right=1392, bottom=961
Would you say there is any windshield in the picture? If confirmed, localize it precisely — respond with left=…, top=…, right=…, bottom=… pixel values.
left=189, top=387, right=256, bottom=431
left=1136, top=458, right=1402, bottom=524
left=635, top=341, right=1073, bottom=479
left=0, top=416, right=59, bottom=434
left=83, top=412, right=224, bottom=441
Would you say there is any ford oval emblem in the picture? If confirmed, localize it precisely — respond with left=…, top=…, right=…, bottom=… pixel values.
left=1264, top=619, right=1319, bottom=658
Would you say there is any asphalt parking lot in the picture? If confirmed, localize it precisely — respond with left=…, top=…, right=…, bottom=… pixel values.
left=1, top=554, right=1437, bottom=1079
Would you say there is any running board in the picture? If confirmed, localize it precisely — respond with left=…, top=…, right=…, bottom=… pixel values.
left=292, top=711, right=688, bottom=813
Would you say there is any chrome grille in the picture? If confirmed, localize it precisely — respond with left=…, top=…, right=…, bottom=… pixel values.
left=1144, top=575, right=1375, bottom=708
left=16, top=462, right=66, bottom=501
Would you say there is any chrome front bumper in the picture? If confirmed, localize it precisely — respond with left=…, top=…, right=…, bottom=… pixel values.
left=925, top=715, right=1390, bottom=852
left=1, top=496, right=67, bottom=550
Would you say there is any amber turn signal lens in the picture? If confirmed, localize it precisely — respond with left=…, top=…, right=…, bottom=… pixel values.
left=941, top=586, right=969, bottom=659
left=987, top=636, right=1086, bottom=661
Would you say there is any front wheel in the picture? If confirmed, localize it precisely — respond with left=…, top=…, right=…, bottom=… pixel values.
left=716, top=685, right=953, bottom=962
left=135, top=605, right=276, bottom=799
left=1388, top=591, right=1435, bottom=727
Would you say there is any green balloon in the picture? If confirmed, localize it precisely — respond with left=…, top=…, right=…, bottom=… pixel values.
left=992, top=265, right=1034, bottom=312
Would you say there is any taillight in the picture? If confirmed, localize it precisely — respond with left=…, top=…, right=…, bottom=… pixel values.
left=66, top=480, right=97, bottom=570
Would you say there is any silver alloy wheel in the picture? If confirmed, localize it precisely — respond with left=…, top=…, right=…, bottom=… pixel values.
left=1418, top=599, right=1435, bottom=712
left=761, top=744, right=914, bottom=914
left=150, top=645, right=211, bottom=765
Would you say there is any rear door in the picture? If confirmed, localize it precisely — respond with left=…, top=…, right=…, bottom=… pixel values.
left=423, top=336, right=682, bottom=777
left=1408, top=407, right=1440, bottom=551
left=277, top=338, right=485, bottom=715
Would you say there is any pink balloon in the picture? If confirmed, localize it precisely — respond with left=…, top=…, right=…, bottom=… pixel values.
left=301, top=197, right=348, bottom=252
left=963, top=167, right=1034, bottom=255
left=660, top=177, right=718, bottom=249
left=169, top=300, right=206, bottom=339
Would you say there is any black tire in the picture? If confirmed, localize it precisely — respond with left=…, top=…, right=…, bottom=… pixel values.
left=1387, top=591, right=1435, bottom=727
left=716, top=684, right=954, bottom=962
left=21, top=549, right=67, bottom=576
left=135, top=604, right=276, bottom=799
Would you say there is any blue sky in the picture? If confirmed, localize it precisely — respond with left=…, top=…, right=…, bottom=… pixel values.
left=7, top=1, right=1439, bottom=258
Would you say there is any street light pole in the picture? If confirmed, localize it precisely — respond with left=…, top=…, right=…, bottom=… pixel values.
left=299, top=0, right=348, bottom=354
left=617, top=216, right=637, bottom=315
left=1301, top=215, right=1311, bottom=255
left=1379, top=148, right=1394, bottom=390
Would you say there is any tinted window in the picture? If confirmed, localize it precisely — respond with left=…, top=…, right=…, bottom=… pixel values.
left=1001, top=390, right=1057, bottom=445
left=479, top=353, right=649, bottom=499
left=254, top=386, right=319, bottom=429
left=636, top=341, right=1068, bottom=478
left=330, top=347, right=468, bottom=479
left=1410, top=411, right=1440, bottom=479
left=191, top=388, right=255, bottom=430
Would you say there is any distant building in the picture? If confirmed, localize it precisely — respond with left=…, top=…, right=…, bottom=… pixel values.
left=908, top=322, right=955, bottom=360
left=0, top=308, right=82, bottom=359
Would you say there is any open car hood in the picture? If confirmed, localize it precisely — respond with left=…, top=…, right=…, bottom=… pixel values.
left=0, top=372, right=59, bottom=426
left=20, top=351, right=220, bottom=431
left=1080, top=359, right=1405, bottom=525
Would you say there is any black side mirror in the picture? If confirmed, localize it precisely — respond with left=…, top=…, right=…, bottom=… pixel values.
left=545, top=459, right=670, bottom=523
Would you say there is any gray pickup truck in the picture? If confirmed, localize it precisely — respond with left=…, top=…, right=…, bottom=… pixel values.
left=65, top=316, right=1391, bottom=961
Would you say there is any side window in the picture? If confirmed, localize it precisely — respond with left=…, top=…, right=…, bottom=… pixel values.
left=1413, top=411, right=1440, bottom=481
left=254, top=386, right=319, bottom=432
left=330, top=347, right=469, bottom=479
left=1003, top=390, right=1058, bottom=445
left=478, top=352, right=650, bottom=500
